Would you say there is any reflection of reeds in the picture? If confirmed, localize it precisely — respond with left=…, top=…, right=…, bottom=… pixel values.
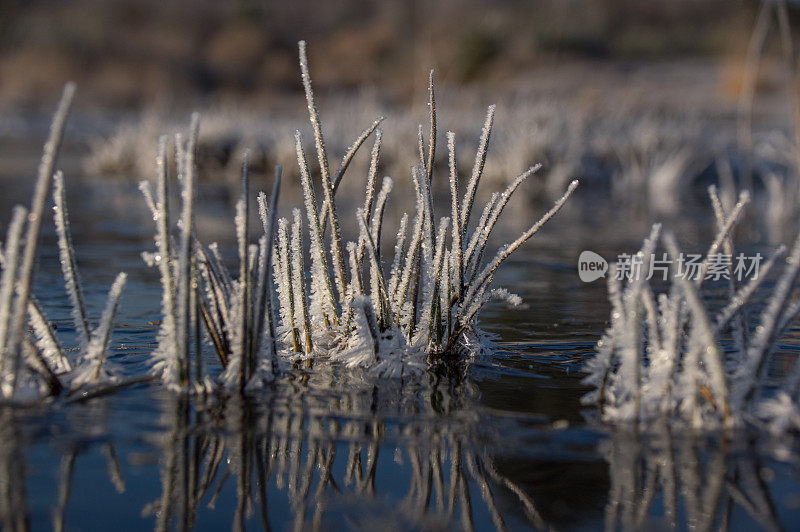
left=143, top=381, right=545, bottom=531
left=0, top=410, right=28, bottom=531
left=0, top=384, right=793, bottom=530
left=602, top=425, right=784, bottom=531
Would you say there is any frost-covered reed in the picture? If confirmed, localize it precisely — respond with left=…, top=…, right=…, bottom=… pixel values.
left=282, top=43, right=577, bottom=377
left=0, top=84, right=133, bottom=402
left=140, top=41, right=577, bottom=388
left=583, top=185, right=800, bottom=432
left=305, top=44, right=575, bottom=371
left=140, top=123, right=283, bottom=393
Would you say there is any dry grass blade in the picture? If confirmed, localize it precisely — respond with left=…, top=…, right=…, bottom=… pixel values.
left=447, top=132, right=462, bottom=299
left=0, top=206, right=27, bottom=360
left=236, top=152, right=251, bottom=389
left=175, top=114, right=199, bottom=387
left=426, top=70, right=436, bottom=185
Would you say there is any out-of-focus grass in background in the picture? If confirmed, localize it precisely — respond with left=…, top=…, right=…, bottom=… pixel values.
left=0, top=0, right=775, bottom=110
left=5, top=0, right=800, bottom=246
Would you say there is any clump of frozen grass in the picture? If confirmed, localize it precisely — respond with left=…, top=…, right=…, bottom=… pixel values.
left=140, top=116, right=204, bottom=391
left=54, top=169, right=131, bottom=388
left=0, top=84, right=132, bottom=401
left=280, top=43, right=577, bottom=376
left=751, top=131, right=800, bottom=243
left=140, top=123, right=283, bottom=393
left=583, top=185, right=800, bottom=432
left=141, top=42, right=577, bottom=388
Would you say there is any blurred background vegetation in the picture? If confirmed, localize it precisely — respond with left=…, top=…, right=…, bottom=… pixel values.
left=0, top=0, right=788, bottom=110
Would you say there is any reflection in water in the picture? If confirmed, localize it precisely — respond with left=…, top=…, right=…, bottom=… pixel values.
left=53, top=442, right=125, bottom=532
left=0, top=370, right=552, bottom=530
left=0, top=366, right=798, bottom=529
left=0, top=410, right=28, bottom=532
left=144, top=375, right=544, bottom=531
left=602, top=424, right=796, bottom=531
left=1, top=370, right=799, bottom=530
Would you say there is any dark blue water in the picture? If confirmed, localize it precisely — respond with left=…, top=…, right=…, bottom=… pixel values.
left=2, top=174, right=799, bottom=531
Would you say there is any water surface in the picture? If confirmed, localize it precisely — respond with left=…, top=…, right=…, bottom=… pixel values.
left=1, top=172, right=799, bottom=531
